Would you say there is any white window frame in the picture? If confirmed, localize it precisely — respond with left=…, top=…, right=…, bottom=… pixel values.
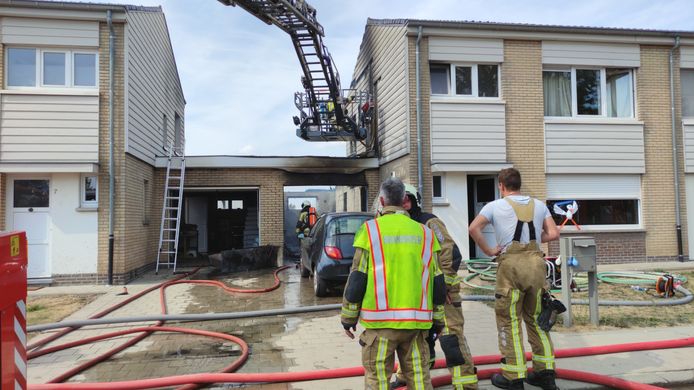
left=72, top=51, right=98, bottom=88
left=5, top=46, right=98, bottom=90
left=431, top=63, right=501, bottom=99
left=80, top=174, right=98, bottom=209
left=432, top=174, right=446, bottom=203
left=40, top=50, right=69, bottom=87
left=544, top=66, right=635, bottom=119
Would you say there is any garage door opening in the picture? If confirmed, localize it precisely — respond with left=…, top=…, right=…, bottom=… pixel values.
left=182, top=188, right=259, bottom=258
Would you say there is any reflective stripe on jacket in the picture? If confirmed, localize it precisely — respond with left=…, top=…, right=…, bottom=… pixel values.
left=353, top=213, right=441, bottom=329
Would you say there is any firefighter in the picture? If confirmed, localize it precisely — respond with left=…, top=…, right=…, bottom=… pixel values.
left=295, top=202, right=311, bottom=238
left=469, top=168, right=560, bottom=390
left=390, top=184, right=478, bottom=389
left=341, top=177, right=447, bottom=390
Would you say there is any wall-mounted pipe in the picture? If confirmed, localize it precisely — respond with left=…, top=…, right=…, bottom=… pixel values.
left=107, top=10, right=116, bottom=284
left=415, top=26, right=423, bottom=201
left=669, top=35, right=683, bottom=262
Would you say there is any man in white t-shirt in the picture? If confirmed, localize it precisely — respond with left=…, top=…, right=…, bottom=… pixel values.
left=469, top=168, right=560, bottom=390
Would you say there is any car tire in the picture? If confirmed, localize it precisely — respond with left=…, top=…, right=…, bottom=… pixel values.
left=300, top=263, right=310, bottom=278
left=313, top=267, right=328, bottom=297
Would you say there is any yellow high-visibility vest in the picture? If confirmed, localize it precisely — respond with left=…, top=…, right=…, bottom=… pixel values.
left=353, top=213, right=441, bottom=329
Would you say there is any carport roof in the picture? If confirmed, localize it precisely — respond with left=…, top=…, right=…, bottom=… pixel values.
left=154, top=155, right=379, bottom=174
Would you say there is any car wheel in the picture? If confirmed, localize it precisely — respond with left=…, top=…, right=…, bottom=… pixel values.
left=313, top=266, right=328, bottom=297
left=300, top=262, right=310, bottom=278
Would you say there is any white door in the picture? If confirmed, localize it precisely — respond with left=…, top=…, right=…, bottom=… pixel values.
left=473, top=176, right=499, bottom=258
left=10, top=178, right=51, bottom=278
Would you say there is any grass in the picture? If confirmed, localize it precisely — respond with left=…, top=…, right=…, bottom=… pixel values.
left=26, top=294, right=101, bottom=327
left=460, top=269, right=694, bottom=331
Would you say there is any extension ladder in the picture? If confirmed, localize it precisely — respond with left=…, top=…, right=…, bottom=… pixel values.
left=156, top=145, right=186, bottom=274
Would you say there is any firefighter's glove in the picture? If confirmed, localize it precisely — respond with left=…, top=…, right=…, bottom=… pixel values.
left=342, top=321, right=357, bottom=339
left=431, top=321, right=445, bottom=341
left=537, top=293, right=567, bottom=332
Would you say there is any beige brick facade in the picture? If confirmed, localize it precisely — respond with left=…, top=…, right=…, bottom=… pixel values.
left=502, top=40, right=547, bottom=200
left=638, top=46, right=688, bottom=260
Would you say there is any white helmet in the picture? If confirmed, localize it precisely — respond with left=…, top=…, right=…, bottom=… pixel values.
left=403, top=183, right=422, bottom=206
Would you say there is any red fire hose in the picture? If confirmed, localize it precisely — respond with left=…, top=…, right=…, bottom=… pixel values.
left=27, top=266, right=693, bottom=390
left=28, top=266, right=290, bottom=387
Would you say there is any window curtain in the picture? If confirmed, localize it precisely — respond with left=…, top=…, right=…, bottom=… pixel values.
left=543, top=72, right=571, bottom=116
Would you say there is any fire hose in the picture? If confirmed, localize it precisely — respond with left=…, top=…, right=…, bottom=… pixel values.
left=28, top=337, right=694, bottom=389
left=27, top=265, right=694, bottom=389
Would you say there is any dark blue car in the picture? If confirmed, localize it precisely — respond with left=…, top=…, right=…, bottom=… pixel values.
left=300, top=212, right=372, bottom=297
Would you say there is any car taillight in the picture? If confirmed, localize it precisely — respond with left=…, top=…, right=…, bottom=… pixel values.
left=324, top=246, right=343, bottom=260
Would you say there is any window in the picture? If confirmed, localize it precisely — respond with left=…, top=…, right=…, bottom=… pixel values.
left=433, top=176, right=443, bottom=199
left=143, top=179, right=150, bottom=225
left=73, top=53, right=97, bottom=87
left=6, top=48, right=96, bottom=88
left=174, top=113, right=182, bottom=149
left=217, top=200, right=229, bottom=210
left=80, top=175, right=98, bottom=208
left=14, top=179, right=49, bottom=208
left=8, top=48, right=36, bottom=87
left=547, top=199, right=639, bottom=226
left=430, top=63, right=499, bottom=98
left=161, top=114, right=168, bottom=149
left=543, top=67, right=634, bottom=118
left=682, top=69, right=694, bottom=118
left=231, top=200, right=243, bottom=209
left=342, top=192, right=347, bottom=211
left=43, top=52, right=66, bottom=86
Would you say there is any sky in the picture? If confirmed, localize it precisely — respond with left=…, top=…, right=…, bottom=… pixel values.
left=85, top=0, right=694, bottom=157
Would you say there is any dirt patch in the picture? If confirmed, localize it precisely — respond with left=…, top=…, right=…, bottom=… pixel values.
left=461, top=269, right=694, bottom=331
left=26, top=294, right=101, bottom=326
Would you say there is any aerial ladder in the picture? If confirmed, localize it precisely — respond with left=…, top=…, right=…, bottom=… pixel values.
left=218, top=0, right=373, bottom=142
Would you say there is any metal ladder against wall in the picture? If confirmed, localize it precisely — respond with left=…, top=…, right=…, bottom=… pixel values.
left=156, top=146, right=186, bottom=274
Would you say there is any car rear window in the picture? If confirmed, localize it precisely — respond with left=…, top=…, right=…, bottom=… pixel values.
left=327, top=216, right=369, bottom=236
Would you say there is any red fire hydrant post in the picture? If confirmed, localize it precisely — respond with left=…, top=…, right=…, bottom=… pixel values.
left=0, top=232, right=28, bottom=390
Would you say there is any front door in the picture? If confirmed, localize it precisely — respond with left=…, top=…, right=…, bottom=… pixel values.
left=10, top=178, right=51, bottom=278
left=473, top=176, right=499, bottom=258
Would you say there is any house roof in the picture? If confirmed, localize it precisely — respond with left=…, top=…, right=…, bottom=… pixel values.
left=0, top=0, right=160, bottom=13
left=367, top=18, right=694, bottom=38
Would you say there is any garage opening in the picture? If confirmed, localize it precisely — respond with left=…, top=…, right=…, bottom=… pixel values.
left=182, top=188, right=259, bottom=257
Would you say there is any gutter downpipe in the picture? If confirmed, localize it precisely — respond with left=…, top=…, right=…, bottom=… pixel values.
left=416, top=26, right=424, bottom=200
left=107, top=10, right=116, bottom=283
left=670, top=35, right=684, bottom=262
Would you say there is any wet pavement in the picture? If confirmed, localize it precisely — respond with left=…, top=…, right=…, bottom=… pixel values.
left=27, top=261, right=694, bottom=389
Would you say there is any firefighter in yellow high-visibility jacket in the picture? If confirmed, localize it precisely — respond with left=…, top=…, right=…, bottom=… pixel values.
left=340, top=177, right=447, bottom=390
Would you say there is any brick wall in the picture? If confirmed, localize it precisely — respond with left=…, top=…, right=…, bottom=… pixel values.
left=123, top=155, right=157, bottom=274
left=548, top=232, right=648, bottom=264
left=97, top=21, right=127, bottom=278
left=638, top=46, right=689, bottom=259
left=503, top=40, right=547, bottom=200
left=407, top=36, right=434, bottom=212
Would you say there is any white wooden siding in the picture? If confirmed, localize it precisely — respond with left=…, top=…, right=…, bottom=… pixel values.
left=542, top=41, right=640, bottom=67
left=430, top=101, right=506, bottom=163
left=126, top=11, right=185, bottom=165
left=0, top=93, right=99, bottom=162
left=546, top=174, right=641, bottom=199
left=544, top=121, right=645, bottom=174
left=351, top=23, right=408, bottom=161
left=429, top=37, right=503, bottom=63
left=682, top=46, right=694, bottom=69
left=0, top=17, right=98, bottom=46
left=683, top=120, right=694, bottom=172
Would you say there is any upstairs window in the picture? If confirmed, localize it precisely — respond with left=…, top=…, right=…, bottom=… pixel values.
left=543, top=67, right=634, bottom=118
left=6, top=48, right=97, bottom=88
left=682, top=69, right=694, bottom=118
left=430, top=63, right=499, bottom=98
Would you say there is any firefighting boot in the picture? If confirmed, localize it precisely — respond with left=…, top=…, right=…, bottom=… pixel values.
left=525, top=370, right=558, bottom=390
left=491, top=373, right=525, bottom=389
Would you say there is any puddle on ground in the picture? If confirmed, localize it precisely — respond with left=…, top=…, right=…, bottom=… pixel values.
left=77, top=264, right=344, bottom=387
